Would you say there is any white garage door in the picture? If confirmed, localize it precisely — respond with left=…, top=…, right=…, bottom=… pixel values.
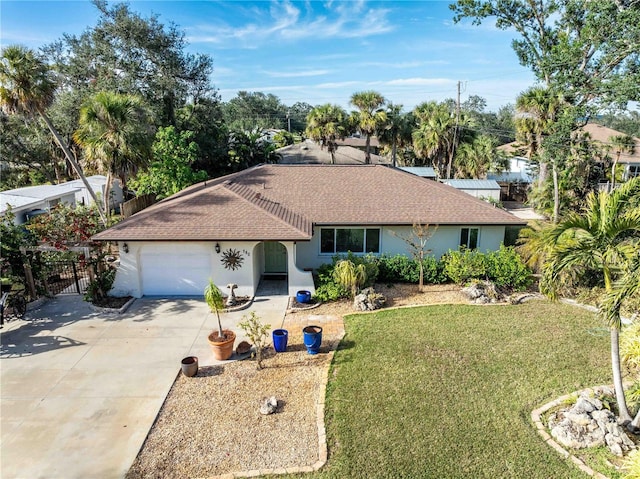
left=141, top=245, right=213, bottom=296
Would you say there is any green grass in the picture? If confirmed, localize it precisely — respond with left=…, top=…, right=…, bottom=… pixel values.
left=287, top=301, right=614, bottom=479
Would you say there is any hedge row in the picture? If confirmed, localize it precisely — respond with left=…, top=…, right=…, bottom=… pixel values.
left=313, top=246, right=532, bottom=302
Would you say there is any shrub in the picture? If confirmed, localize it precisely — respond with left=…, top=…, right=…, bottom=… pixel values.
left=313, top=282, right=349, bottom=302
left=421, top=257, right=447, bottom=284
left=238, top=312, right=271, bottom=370
left=341, top=252, right=379, bottom=286
left=622, top=449, right=640, bottom=479
left=442, top=248, right=487, bottom=285
left=442, top=246, right=532, bottom=290
left=376, top=255, right=446, bottom=285
left=84, top=266, right=116, bottom=302
left=485, top=245, right=532, bottom=291
left=622, top=322, right=640, bottom=370
left=313, top=254, right=379, bottom=303
left=376, top=254, right=419, bottom=283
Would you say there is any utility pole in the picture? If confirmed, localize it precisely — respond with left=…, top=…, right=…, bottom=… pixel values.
left=287, top=110, right=291, bottom=133
left=447, top=81, right=462, bottom=179
left=456, top=80, right=461, bottom=127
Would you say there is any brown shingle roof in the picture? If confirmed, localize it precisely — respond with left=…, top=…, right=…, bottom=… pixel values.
left=498, top=123, right=640, bottom=164
left=581, top=123, right=640, bottom=164
left=94, top=165, right=525, bottom=241
left=276, top=140, right=388, bottom=165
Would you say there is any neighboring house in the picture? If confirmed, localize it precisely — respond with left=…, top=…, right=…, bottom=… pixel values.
left=398, top=166, right=438, bottom=180
left=56, top=175, right=124, bottom=210
left=1, top=176, right=124, bottom=224
left=335, top=135, right=381, bottom=155
left=0, top=185, right=79, bottom=224
left=258, top=128, right=285, bottom=144
left=487, top=156, right=534, bottom=203
left=496, top=123, right=640, bottom=191
left=276, top=139, right=389, bottom=165
left=580, top=123, right=640, bottom=181
left=442, top=179, right=502, bottom=202
left=93, top=164, right=526, bottom=299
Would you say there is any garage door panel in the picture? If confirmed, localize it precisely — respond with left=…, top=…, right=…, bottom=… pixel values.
left=141, top=250, right=212, bottom=296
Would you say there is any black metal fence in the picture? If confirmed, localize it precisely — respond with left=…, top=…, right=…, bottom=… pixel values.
left=40, top=260, right=94, bottom=296
left=24, top=251, right=96, bottom=297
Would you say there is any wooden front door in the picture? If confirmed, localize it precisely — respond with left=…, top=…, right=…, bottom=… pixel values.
left=263, top=242, right=287, bottom=274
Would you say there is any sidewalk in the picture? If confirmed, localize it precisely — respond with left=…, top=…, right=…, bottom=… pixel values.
left=0, top=284, right=289, bottom=479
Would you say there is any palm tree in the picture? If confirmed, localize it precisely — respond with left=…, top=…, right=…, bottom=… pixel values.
left=0, top=45, right=107, bottom=225
left=305, top=104, right=349, bottom=164
left=536, top=177, right=640, bottom=427
left=515, top=86, right=567, bottom=222
left=454, top=134, right=505, bottom=179
left=609, top=134, right=635, bottom=190
left=412, top=101, right=462, bottom=178
left=74, top=91, right=153, bottom=215
left=350, top=91, right=387, bottom=164
left=377, top=103, right=413, bottom=167
left=605, top=251, right=640, bottom=430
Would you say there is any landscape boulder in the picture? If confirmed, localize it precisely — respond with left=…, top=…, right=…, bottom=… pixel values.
left=353, top=287, right=386, bottom=311
left=547, top=390, right=635, bottom=456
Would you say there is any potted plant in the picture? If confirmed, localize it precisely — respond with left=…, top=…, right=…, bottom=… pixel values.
left=238, top=311, right=271, bottom=369
left=205, top=279, right=236, bottom=360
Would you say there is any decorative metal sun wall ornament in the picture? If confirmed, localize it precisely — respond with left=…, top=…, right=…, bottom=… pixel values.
left=221, top=248, right=244, bottom=270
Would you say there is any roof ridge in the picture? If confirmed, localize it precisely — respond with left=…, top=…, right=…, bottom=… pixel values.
left=223, top=182, right=312, bottom=237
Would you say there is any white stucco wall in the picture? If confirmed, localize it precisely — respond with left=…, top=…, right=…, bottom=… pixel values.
left=295, top=224, right=507, bottom=270
left=287, top=241, right=315, bottom=296
left=108, top=226, right=506, bottom=298
left=110, top=239, right=315, bottom=299
left=252, top=242, right=264, bottom=292
left=111, top=241, right=261, bottom=298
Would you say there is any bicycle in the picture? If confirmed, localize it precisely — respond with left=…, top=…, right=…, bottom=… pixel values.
left=0, top=285, right=28, bottom=327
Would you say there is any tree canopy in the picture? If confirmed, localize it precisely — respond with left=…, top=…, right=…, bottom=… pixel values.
left=451, top=0, right=640, bottom=110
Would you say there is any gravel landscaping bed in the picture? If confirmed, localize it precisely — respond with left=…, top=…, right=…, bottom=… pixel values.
left=126, top=334, right=342, bottom=479
left=126, top=284, right=467, bottom=478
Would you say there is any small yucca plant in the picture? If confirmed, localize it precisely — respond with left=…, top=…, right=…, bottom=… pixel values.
left=333, top=259, right=367, bottom=298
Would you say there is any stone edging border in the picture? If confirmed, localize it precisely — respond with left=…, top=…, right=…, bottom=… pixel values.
left=208, top=330, right=346, bottom=479
left=286, top=296, right=322, bottom=313
left=531, top=386, right=612, bottom=479
left=89, top=296, right=136, bottom=315
left=223, top=296, right=254, bottom=313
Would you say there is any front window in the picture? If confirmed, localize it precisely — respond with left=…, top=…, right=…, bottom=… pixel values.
left=460, top=227, right=479, bottom=249
left=320, top=228, right=380, bottom=254
left=628, top=165, right=640, bottom=179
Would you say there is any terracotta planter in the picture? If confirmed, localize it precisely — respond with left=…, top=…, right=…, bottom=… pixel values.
left=208, top=330, right=236, bottom=360
left=181, top=356, right=198, bottom=377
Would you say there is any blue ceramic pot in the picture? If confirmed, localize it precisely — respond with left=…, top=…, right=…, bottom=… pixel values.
left=272, top=329, right=288, bottom=353
left=303, top=325, right=322, bottom=354
left=296, top=290, right=311, bottom=303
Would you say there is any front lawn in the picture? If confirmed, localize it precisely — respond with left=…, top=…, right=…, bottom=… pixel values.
left=297, top=301, right=613, bottom=478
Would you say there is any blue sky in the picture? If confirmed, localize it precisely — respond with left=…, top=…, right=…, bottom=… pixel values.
left=1, top=0, right=538, bottom=112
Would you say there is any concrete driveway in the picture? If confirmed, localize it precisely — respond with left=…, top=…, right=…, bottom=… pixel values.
left=0, top=288, right=289, bottom=479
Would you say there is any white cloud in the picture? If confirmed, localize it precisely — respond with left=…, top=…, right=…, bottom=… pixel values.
left=188, top=0, right=394, bottom=47
left=315, top=81, right=361, bottom=89
left=358, top=60, right=449, bottom=69
left=263, top=69, right=332, bottom=78
left=386, top=78, right=454, bottom=86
